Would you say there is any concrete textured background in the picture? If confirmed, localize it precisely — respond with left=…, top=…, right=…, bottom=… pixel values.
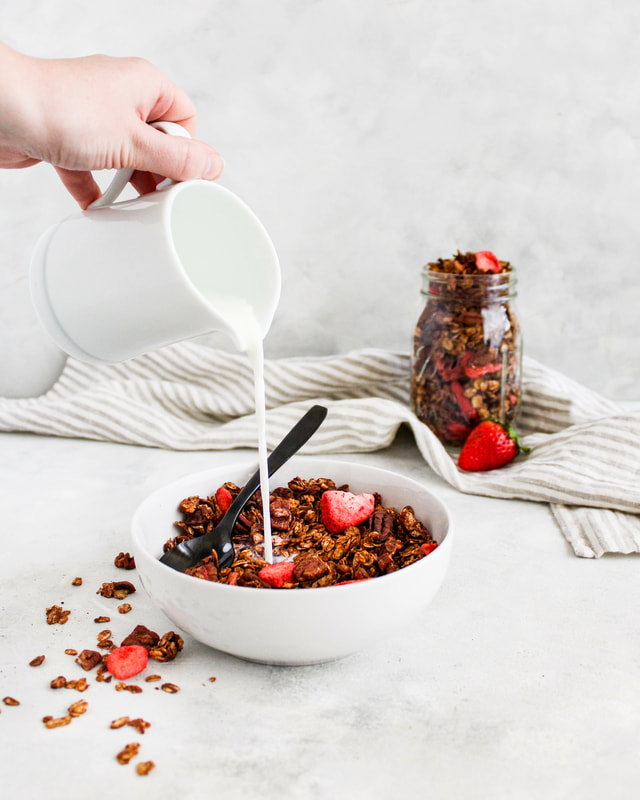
left=1, top=0, right=639, bottom=399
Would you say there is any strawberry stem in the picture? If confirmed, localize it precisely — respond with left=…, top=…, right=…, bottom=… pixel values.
left=502, top=420, right=531, bottom=455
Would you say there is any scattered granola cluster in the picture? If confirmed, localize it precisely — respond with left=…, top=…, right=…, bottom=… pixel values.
left=46, top=604, right=70, bottom=625
left=163, top=476, right=438, bottom=588
left=411, top=250, right=522, bottom=446
left=3, top=551, right=191, bottom=778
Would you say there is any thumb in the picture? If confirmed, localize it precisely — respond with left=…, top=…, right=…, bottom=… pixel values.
left=132, top=123, right=224, bottom=182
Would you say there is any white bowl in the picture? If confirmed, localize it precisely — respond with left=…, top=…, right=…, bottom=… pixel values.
left=131, top=457, right=452, bottom=666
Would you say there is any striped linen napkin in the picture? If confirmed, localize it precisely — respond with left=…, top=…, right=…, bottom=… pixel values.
left=0, top=343, right=638, bottom=558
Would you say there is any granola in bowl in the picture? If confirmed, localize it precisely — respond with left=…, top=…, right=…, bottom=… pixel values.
left=163, top=476, right=439, bottom=588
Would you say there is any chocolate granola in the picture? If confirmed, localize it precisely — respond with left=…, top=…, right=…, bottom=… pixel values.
left=411, top=251, right=522, bottom=446
left=163, top=476, right=438, bottom=588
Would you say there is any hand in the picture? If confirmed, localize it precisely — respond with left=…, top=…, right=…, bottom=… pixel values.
left=0, top=43, right=224, bottom=208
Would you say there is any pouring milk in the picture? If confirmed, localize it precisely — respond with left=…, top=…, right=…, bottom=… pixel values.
left=214, top=296, right=273, bottom=563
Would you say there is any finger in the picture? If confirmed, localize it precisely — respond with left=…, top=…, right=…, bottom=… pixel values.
left=54, top=167, right=102, bottom=209
left=144, top=71, right=198, bottom=137
left=129, top=169, right=160, bottom=196
left=131, top=122, right=224, bottom=182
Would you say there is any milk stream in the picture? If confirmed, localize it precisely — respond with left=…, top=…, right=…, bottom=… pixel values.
left=214, top=297, right=273, bottom=563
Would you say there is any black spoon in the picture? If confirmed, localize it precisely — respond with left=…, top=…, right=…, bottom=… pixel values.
left=159, top=404, right=328, bottom=573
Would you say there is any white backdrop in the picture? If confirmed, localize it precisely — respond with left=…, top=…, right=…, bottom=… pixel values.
left=1, top=0, right=639, bottom=399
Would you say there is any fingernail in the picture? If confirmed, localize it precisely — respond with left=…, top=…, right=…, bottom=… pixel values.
left=206, top=153, right=225, bottom=179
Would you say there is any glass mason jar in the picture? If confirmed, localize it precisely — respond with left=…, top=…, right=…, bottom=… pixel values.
left=411, top=266, right=523, bottom=447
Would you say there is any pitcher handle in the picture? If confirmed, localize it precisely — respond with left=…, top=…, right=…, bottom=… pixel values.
left=88, top=120, right=191, bottom=209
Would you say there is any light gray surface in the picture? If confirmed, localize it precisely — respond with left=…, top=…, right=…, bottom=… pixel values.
left=1, top=0, right=640, bottom=399
left=1, top=428, right=638, bottom=799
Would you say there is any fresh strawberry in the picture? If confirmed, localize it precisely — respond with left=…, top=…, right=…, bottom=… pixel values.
left=475, top=251, right=501, bottom=273
left=458, top=420, right=529, bottom=472
left=421, top=542, right=438, bottom=555
left=321, top=490, right=375, bottom=534
left=258, top=561, right=296, bottom=588
left=215, top=486, right=233, bottom=514
left=106, top=645, right=148, bottom=680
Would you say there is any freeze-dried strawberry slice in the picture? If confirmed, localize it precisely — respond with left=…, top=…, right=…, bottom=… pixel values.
left=321, top=490, right=375, bottom=534
left=464, top=361, right=502, bottom=379
left=447, top=421, right=474, bottom=440
left=450, top=381, right=478, bottom=421
left=421, top=542, right=438, bottom=555
left=475, top=251, right=501, bottom=273
left=258, top=561, right=296, bottom=588
left=106, top=646, right=148, bottom=680
left=215, top=486, right=233, bottom=514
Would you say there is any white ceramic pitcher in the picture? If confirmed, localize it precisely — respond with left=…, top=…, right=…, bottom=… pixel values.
left=30, top=122, right=281, bottom=364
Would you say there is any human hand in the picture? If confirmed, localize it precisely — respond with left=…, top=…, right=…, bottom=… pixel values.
left=0, top=43, right=224, bottom=208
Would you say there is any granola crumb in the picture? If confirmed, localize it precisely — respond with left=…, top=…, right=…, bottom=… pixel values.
left=114, top=552, right=136, bottom=570
left=115, top=682, right=142, bottom=694
left=71, top=577, right=83, bottom=586
left=128, top=718, right=151, bottom=735
left=160, top=682, right=180, bottom=694
left=96, top=629, right=114, bottom=650
left=209, top=677, right=217, bottom=683
left=118, top=603, right=133, bottom=614
left=65, top=649, right=78, bottom=656
left=2, top=696, right=19, bottom=706
left=97, top=581, right=136, bottom=599
left=136, top=760, right=155, bottom=776
left=148, top=631, right=183, bottom=663
left=66, top=677, right=89, bottom=692
left=110, top=716, right=130, bottom=729
left=95, top=665, right=112, bottom=683
left=145, top=674, right=162, bottom=683
left=44, top=715, right=72, bottom=729
left=116, top=742, right=140, bottom=765
left=68, top=700, right=88, bottom=717
left=46, top=605, right=71, bottom=625
left=94, top=616, right=111, bottom=623
left=29, top=655, right=45, bottom=667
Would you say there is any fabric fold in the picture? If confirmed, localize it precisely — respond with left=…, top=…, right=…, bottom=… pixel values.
left=1, top=343, right=638, bottom=558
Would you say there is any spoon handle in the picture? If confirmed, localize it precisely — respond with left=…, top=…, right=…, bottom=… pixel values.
left=159, top=405, right=328, bottom=572
left=231, top=404, right=328, bottom=512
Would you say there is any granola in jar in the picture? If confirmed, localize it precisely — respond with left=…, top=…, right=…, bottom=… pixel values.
left=411, top=251, right=522, bottom=447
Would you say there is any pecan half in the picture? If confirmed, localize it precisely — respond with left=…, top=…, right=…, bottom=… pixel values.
left=121, top=625, right=160, bottom=650
left=96, top=581, right=136, bottom=599
left=75, top=649, right=102, bottom=671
